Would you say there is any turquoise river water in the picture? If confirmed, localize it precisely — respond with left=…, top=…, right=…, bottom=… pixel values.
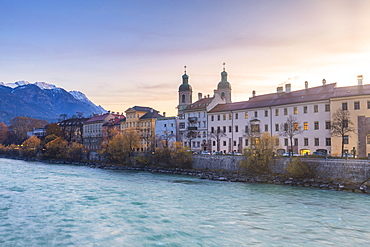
left=1, top=158, right=370, bottom=246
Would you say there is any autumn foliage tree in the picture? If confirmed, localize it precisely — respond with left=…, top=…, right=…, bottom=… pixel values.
left=20, top=135, right=41, bottom=158
left=7, top=117, right=48, bottom=144
left=0, top=122, right=9, bottom=144
left=44, top=137, right=67, bottom=159
left=106, top=130, right=140, bottom=164
left=240, top=132, right=278, bottom=174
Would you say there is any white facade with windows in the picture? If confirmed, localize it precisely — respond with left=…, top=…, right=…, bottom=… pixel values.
left=155, top=117, right=179, bottom=147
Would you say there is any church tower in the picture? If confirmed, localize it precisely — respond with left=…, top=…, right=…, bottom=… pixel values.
left=177, top=65, right=192, bottom=117
left=216, top=63, right=232, bottom=103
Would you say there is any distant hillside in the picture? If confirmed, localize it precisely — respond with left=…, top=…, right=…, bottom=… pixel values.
left=0, top=81, right=106, bottom=125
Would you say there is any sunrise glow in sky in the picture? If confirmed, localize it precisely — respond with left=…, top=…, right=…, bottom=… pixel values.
left=2, top=0, right=370, bottom=116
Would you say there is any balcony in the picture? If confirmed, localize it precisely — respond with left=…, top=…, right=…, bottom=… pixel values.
left=188, top=126, right=198, bottom=130
left=188, top=117, right=198, bottom=122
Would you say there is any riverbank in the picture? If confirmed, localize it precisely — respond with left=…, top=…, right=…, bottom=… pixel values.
left=2, top=154, right=370, bottom=194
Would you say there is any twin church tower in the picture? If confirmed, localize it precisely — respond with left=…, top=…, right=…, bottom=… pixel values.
left=177, top=64, right=232, bottom=116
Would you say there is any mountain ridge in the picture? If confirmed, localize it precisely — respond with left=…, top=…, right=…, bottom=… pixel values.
left=0, top=81, right=106, bottom=125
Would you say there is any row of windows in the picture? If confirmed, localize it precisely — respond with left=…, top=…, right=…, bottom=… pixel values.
left=210, top=120, right=331, bottom=134
left=342, top=101, right=370, bottom=110
left=284, top=138, right=332, bottom=146
left=211, top=113, right=239, bottom=121
left=210, top=104, right=330, bottom=121
left=124, top=122, right=151, bottom=128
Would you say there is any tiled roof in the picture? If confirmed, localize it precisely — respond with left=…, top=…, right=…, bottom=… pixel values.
left=131, top=106, right=153, bottom=112
left=102, top=116, right=126, bottom=126
left=209, top=83, right=336, bottom=113
left=85, top=113, right=111, bottom=123
left=184, top=97, right=214, bottom=111
left=332, top=84, right=370, bottom=98
left=140, top=110, right=163, bottom=119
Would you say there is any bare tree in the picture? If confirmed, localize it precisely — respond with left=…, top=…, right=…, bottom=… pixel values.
left=209, top=128, right=226, bottom=152
left=330, top=108, right=356, bottom=157
left=279, top=115, right=303, bottom=157
left=183, top=130, right=197, bottom=150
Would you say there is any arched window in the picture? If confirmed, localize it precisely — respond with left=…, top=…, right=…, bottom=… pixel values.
left=182, top=94, right=185, bottom=103
left=221, top=92, right=225, bottom=99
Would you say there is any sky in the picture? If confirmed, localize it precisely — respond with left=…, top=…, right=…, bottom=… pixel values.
left=1, top=0, right=370, bottom=117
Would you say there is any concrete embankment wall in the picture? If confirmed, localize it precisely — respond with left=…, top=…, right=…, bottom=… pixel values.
left=193, top=156, right=370, bottom=183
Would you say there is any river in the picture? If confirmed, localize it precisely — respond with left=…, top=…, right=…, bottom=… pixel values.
left=1, top=158, right=370, bottom=246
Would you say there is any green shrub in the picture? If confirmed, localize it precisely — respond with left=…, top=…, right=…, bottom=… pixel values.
left=286, top=158, right=315, bottom=178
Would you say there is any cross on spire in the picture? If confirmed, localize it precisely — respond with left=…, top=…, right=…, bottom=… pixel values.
left=223, top=62, right=226, bottom=72
left=184, top=65, right=187, bottom=74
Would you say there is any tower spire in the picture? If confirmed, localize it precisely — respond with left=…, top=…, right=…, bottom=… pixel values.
left=223, top=62, right=226, bottom=72
left=184, top=65, right=187, bottom=74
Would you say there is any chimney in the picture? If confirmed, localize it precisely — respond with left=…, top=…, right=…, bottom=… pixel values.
left=305, top=81, right=308, bottom=89
left=198, top=92, right=202, bottom=101
left=252, top=90, right=256, bottom=97
left=322, top=79, right=326, bottom=85
left=277, top=86, right=283, bottom=94
left=358, top=75, right=363, bottom=86
left=285, top=83, right=291, bottom=93
left=163, top=112, right=166, bottom=117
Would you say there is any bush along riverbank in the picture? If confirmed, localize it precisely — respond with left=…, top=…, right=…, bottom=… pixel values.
left=1, top=153, right=370, bottom=194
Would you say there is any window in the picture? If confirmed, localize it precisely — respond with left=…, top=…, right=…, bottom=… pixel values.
left=343, top=135, right=349, bottom=144
left=265, top=110, right=268, bottom=117
left=294, top=123, right=298, bottom=131
left=211, top=127, right=214, bottom=133
left=314, top=121, right=319, bottom=130
left=294, top=107, right=298, bottom=115
left=245, top=112, right=249, bottom=119
left=325, top=104, right=330, bottom=112
left=229, top=126, right=232, bottom=132
left=314, top=105, right=318, bottom=113
left=217, top=126, right=220, bottom=133
left=367, top=135, right=370, bottom=144
left=211, top=116, right=214, bottom=121
left=223, top=114, right=226, bottom=120
left=304, top=138, right=308, bottom=146
left=245, top=139, right=249, bottom=146
left=342, top=102, right=348, bottom=110
left=163, top=131, right=167, bottom=135
left=265, top=124, right=268, bottom=132
left=254, top=111, right=258, bottom=118
left=284, top=108, right=288, bottom=115
left=223, top=126, right=226, bottom=133
left=343, top=120, right=348, bottom=128
left=294, top=138, right=298, bottom=146
left=245, top=125, right=249, bottom=133
left=223, top=141, right=227, bottom=146
left=181, top=94, right=185, bottom=103
left=284, top=123, right=288, bottom=131
left=170, top=123, right=173, bottom=127
left=235, top=125, right=239, bottom=132
left=235, top=113, right=238, bottom=119
left=213, top=141, right=216, bottom=146
left=275, top=124, right=279, bottom=131
left=179, top=123, right=185, bottom=129
left=275, top=138, right=279, bottom=146
left=314, top=138, right=319, bottom=146
left=251, top=124, right=260, bottom=133
left=325, top=121, right=331, bottom=129
left=164, top=124, right=167, bottom=127
left=303, top=106, right=308, bottom=114
left=326, top=138, right=331, bottom=146
left=354, top=101, right=360, bottom=110
left=229, top=114, right=232, bottom=120
left=217, top=115, right=220, bottom=121
left=233, top=141, right=237, bottom=146
left=304, top=122, right=308, bottom=130
left=275, top=109, right=279, bottom=116
left=284, top=138, right=288, bottom=146
left=368, top=101, right=370, bottom=109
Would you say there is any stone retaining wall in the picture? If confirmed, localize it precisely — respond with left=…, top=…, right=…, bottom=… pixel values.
left=193, top=156, right=370, bottom=183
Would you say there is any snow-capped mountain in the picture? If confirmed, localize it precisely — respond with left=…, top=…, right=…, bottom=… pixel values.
left=0, top=80, right=106, bottom=124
